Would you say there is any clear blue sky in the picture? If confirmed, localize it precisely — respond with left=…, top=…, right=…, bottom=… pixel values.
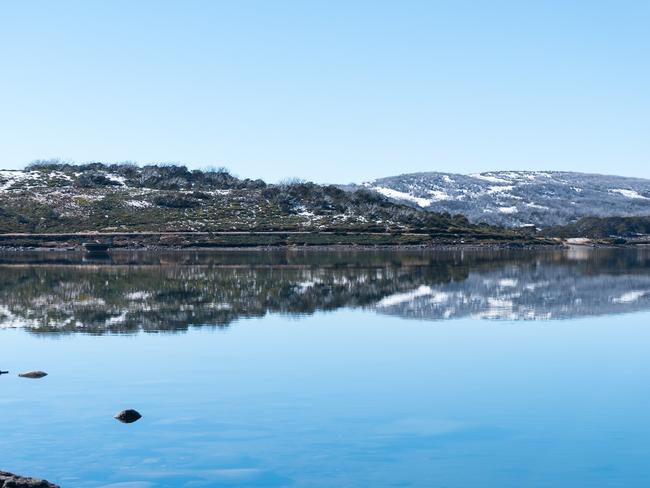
left=0, top=1, right=648, bottom=183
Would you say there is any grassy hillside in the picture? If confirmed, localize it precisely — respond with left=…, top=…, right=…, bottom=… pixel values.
left=0, top=161, right=513, bottom=238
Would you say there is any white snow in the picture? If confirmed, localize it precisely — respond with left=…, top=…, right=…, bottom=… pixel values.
left=426, top=189, right=452, bottom=201
left=525, top=202, right=548, bottom=210
left=371, top=186, right=433, bottom=207
left=295, top=205, right=315, bottom=217
left=487, top=185, right=514, bottom=194
left=126, top=200, right=152, bottom=208
left=105, top=173, right=126, bottom=185
left=566, top=238, right=592, bottom=245
left=497, top=206, right=518, bottom=214
left=442, top=175, right=454, bottom=184
left=76, top=194, right=105, bottom=202
left=469, top=173, right=510, bottom=184
left=609, top=188, right=649, bottom=200
left=0, top=170, right=41, bottom=191
left=126, top=291, right=151, bottom=300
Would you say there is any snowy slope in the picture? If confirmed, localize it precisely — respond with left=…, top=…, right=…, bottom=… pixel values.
left=362, top=171, right=650, bottom=227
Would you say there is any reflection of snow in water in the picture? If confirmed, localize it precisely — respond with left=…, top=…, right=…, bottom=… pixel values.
left=613, top=291, right=647, bottom=303
left=4, top=251, right=650, bottom=330
left=377, top=285, right=433, bottom=307
left=376, top=267, right=650, bottom=321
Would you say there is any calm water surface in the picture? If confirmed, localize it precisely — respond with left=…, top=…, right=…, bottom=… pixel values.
left=2, top=248, right=650, bottom=487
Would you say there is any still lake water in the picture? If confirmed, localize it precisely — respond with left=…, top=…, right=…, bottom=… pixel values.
left=2, top=248, right=650, bottom=487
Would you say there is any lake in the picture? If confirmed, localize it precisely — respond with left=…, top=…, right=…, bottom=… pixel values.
left=2, top=247, right=650, bottom=487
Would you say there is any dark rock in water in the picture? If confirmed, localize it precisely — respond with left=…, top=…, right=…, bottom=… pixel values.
left=0, top=470, right=59, bottom=487
left=18, top=371, right=48, bottom=379
left=114, top=409, right=142, bottom=423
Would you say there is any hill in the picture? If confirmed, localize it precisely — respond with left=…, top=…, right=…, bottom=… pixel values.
left=358, top=171, right=650, bottom=228
left=0, top=162, right=517, bottom=246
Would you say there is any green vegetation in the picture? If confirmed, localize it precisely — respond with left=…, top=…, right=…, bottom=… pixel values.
left=0, top=161, right=562, bottom=248
left=0, top=161, right=512, bottom=238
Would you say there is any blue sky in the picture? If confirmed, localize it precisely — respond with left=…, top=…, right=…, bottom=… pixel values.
left=0, top=1, right=648, bottom=183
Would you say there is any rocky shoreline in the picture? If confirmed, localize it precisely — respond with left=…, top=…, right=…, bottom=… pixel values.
left=0, top=471, right=59, bottom=488
left=0, top=231, right=558, bottom=251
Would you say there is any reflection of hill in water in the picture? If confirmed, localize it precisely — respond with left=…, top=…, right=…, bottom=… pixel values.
left=376, top=264, right=650, bottom=320
left=1, top=248, right=650, bottom=333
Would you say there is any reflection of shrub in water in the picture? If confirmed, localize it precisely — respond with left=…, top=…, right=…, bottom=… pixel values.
left=0, top=263, right=464, bottom=334
left=3, top=248, right=647, bottom=333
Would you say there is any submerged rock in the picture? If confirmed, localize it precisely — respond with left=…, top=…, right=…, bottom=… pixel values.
left=0, top=471, right=59, bottom=487
left=114, top=409, right=142, bottom=423
left=18, top=371, right=48, bottom=379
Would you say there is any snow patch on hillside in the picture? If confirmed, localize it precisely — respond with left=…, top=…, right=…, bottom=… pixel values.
left=371, top=186, right=434, bottom=207
left=105, top=173, right=127, bottom=185
left=610, top=189, right=648, bottom=200
left=0, top=170, right=41, bottom=191
left=126, top=200, right=152, bottom=208
left=498, top=206, right=518, bottom=214
left=469, top=173, right=509, bottom=184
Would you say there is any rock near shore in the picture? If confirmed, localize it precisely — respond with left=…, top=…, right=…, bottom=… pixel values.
left=114, top=409, right=142, bottom=423
left=17, top=371, right=48, bottom=379
left=0, top=471, right=59, bottom=488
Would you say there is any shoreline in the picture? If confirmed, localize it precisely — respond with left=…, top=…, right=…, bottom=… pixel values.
left=0, top=243, right=562, bottom=252
left=0, top=231, right=560, bottom=252
left=0, top=471, right=59, bottom=488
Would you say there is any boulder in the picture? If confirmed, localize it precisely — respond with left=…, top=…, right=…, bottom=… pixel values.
left=0, top=471, right=59, bottom=488
left=18, top=371, right=48, bottom=379
left=114, top=409, right=142, bottom=423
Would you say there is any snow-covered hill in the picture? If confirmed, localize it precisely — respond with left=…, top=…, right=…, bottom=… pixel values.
left=361, top=171, right=650, bottom=227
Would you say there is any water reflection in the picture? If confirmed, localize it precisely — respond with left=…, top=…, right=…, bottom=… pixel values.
left=1, top=248, right=650, bottom=332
